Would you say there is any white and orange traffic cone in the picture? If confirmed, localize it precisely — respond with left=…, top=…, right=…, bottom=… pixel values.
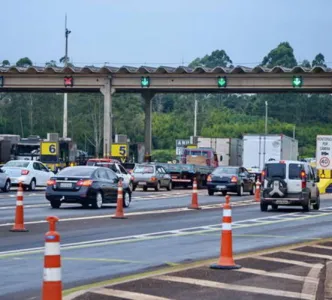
left=42, top=216, right=62, bottom=300
left=10, top=182, right=28, bottom=232
left=210, top=195, right=241, bottom=270
left=188, top=178, right=201, bottom=210
left=255, top=180, right=261, bottom=202
left=112, top=179, right=127, bottom=219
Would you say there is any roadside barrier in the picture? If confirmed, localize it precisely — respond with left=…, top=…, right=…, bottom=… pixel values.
left=42, top=216, right=62, bottom=300
left=210, top=195, right=241, bottom=270
left=188, top=178, right=201, bottom=210
left=112, top=179, right=127, bottom=219
left=255, top=180, right=261, bottom=202
left=10, top=182, right=28, bottom=232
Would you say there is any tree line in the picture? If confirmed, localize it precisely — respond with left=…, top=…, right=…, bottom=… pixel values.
left=1, top=42, right=330, bottom=160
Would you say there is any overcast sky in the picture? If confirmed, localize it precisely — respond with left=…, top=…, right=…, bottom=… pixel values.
left=2, top=0, right=331, bottom=67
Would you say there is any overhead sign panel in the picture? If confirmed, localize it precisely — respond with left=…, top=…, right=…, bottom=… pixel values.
left=176, top=139, right=190, bottom=156
left=316, top=135, right=332, bottom=170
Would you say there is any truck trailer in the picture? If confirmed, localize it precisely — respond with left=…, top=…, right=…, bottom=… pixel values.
left=242, top=134, right=298, bottom=172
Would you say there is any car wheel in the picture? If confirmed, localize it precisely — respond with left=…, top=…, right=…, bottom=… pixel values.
left=29, top=179, right=36, bottom=191
left=132, top=184, right=137, bottom=191
left=155, top=181, right=160, bottom=191
left=92, top=191, right=103, bottom=209
left=237, top=185, right=244, bottom=196
left=271, top=204, right=278, bottom=210
left=260, top=202, right=268, bottom=212
left=250, top=185, right=255, bottom=196
left=313, top=195, right=320, bottom=210
left=166, top=181, right=172, bottom=191
left=50, top=201, right=61, bottom=209
left=303, top=198, right=311, bottom=212
left=123, top=190, right=131, bottom=208
left=1, top=180, right=10, bottom=192
left=222, top=191, right=227, bottom=196
left=208, top=189, right=214, bottom=196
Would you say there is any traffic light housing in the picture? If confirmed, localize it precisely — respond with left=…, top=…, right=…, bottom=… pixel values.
left=64, top=76, right=74, bottom=87
left=217, top=76, right=227, bottom=88
left=141, top=76, right=150, bottom=88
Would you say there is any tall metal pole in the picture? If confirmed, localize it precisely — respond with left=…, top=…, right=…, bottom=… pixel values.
left=293, top=125, right=296, bottom=139
left=63, top=14, right=71, bottom=138
left=194, top=94, right=197, bottom=137
left=265, top=101, right=268, bottom=135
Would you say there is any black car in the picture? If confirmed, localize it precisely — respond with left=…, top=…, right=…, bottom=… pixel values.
left=207, top=166, right=255, bottom=196
left=45, top=166, right=131, bottom=209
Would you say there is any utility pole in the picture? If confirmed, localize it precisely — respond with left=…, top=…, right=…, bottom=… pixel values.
left=63, top=14, right=71, bottom=138
left=194, top=94, right=197, bottom=137
left=265, top=101, right=268, bottom=135
left=293, top=125, right=296, bottom=139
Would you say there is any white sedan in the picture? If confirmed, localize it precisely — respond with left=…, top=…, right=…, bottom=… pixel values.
left=2, top=160, right=55, bottom=191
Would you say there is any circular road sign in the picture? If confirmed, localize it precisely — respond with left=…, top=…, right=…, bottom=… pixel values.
left=320, top=157, right=330, bottom=168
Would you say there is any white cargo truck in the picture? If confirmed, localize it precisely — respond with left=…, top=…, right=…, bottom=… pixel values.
left=242, top=134, right=298, bottom=171
left=197, top=137, right=243, bottom=166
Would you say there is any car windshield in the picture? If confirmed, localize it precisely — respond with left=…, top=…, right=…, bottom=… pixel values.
left=3, top=161, right=29, bottom=168
left=133, top=165, right=154, bottom=174
left=265, top=163, right=286, bottom=179
left=213, top=167, right=238, bottom=175
left=58, top=167, right=94, bottom=177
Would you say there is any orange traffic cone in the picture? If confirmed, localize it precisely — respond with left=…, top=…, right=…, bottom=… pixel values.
left=10, top=182, right=28, bottom=232
left=210, top=195, right=241, bottom=270
left=42, top=216, right=62, bottom=300
left=255, top=181, right=261, bottom=202
left=112, top=179, right=127, bottom=219
left=188, top=178, right=201, bottom=210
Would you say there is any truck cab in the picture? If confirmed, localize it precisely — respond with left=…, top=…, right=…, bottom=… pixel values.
left=181, top=148, right=219, bottom=167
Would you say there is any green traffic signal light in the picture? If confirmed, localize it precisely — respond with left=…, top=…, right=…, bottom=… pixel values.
left=292, top=76, right=303, bottom=88
left=141, top=76, right=150, bottom=88
left=217, top=76, right=227, bottom=88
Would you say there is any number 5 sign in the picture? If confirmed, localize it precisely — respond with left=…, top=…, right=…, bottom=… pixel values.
left=111, top=144, right=128, bottom=157
left=41, top=142, right=58, bottom=156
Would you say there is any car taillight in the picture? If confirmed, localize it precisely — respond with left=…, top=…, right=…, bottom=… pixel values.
left=76, top=179, right=93, bottom=187
left=47, top=179, right=56, bottom=186
left=231, top=176, right=238, bottom=183
left=151, top=176, right=157, bottom=182
left=21, top=169, right=29, bottom=175
left=261, top=170, right=265, bottom=182
left=301, top=171, right=306, bottom=189
left=207, top=175, right=212, bottom=182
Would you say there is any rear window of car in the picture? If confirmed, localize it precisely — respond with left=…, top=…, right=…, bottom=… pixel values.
left=133, top=165, right=154, bottom=174
left=289, top=163, right=303, bottom=179
left=4, top=161, right=29, bottom=168
left=58, top=167, right=94, bottom=176
left=265, top=163, right=286, bottom=179
left=212, top=167, right=238, bottom=175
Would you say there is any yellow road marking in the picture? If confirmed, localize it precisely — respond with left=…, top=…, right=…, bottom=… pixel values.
left=154, top=275, right=314, bottom=300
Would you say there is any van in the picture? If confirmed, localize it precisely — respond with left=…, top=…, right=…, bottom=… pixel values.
left=261, top=160, right=320, bottom=212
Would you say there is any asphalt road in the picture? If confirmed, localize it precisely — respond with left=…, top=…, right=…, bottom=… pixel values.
left=1, top=191, right=332, bottom=300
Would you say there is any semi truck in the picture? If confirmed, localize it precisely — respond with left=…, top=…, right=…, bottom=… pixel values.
left=242, top=134, right=298, bottom=172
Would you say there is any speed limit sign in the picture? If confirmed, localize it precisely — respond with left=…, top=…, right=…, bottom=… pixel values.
left=319, top=157, right=330, bottom=168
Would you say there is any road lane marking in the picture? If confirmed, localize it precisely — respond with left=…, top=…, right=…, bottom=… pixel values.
left=252, top=256, right=324, bottom=267
left=91, top=288, right=173, bottom=300
left=300, top=263, right=323, bottom=300
left=324, top=261, right=332, bottom=300
left=310, top=244, right=332, bottom=251
left=284, top=249, right=332, bottom=260
left=62, top=257, right=144, bottom=264
left=154, top=275, right=314, bottom=300
left=235, top=267, right=318, bottom=282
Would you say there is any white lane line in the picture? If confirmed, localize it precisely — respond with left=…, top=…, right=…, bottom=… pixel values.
left=235, top=267, right=318, bottom=282
left=91, top=288, right=172, bottom=300
left=252, top=256, right=323, bottom=268
left=300, top=263, right=323, bottom=300
left=310, top=245, right=332, bottom=251
left=324, top=261, right=332, bottom=300
left=154, top=275, right=314, bottom=300
left=284, top=250, right=332, bottom=260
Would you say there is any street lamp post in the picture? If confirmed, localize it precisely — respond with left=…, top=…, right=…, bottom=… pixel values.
left=265, top=101, right=268, bottom=135
left=63, top=14, right=71, bottom=138
left=194, top=94, right=197, bottom=137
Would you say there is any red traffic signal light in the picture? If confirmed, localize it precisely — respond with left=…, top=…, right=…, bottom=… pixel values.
left=64, top=76, right=73, bottom=87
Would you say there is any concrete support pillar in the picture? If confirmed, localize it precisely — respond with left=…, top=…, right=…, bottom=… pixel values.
left=100, top=78, right=114, bottom=158
left=142, top=92, right=155, bottom=160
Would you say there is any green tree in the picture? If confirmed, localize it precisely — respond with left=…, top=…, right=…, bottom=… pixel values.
left=261, top=42, right=297, bottom=68
left=45, top=60, right=57, bottom=67
left=1, top=60, right=10, bottom=67
left=301, top=59, right=311, bottom=68
left=16, top=57, right=33, bottom=67
left=312, top=53, right=327, bottom=67
left=189, top=49, right=233, bottom=68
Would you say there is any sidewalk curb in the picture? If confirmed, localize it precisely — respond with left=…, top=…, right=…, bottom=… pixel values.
left=63, top=237, right=332, bottom=299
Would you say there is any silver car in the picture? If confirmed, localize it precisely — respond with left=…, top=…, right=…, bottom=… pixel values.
left=0, top=168, right=11, bottom=192
left=132, top=164, right=172, bottom=191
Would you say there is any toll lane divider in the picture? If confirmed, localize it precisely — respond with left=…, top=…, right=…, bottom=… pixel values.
left=2, top=208, right=332, bottom=259
left=0, top=200, right=257, bottom=227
